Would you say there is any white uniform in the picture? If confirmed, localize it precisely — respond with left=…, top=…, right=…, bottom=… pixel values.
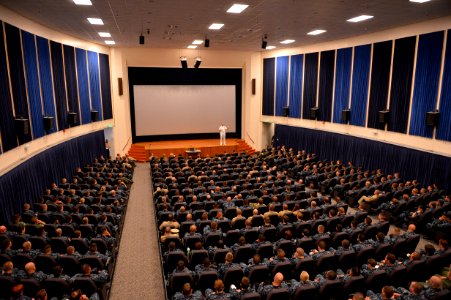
left=219, top=125, right=228, bottom=145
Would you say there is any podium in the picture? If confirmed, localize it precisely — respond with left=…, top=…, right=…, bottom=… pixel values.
left=185, top=148, right=201, bottom=158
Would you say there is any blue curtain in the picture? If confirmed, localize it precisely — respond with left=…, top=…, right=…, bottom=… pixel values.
left=22, top=31, right=45, bottom=139
left=63, top=45, right=80, bottom=125
left=99, top=53, right=113, bottom=120
left=302, top=52, right=319, bottom=119
left=333, top=48, right=352, bottom=124
left=275, top=56, right=289, bottom=116
left=76, top=48, right=91, bottom=124
left=350, top=45, right=371, bottom=126
left=262, top=58, right=275, bottom=116
left=367, top=40, right=392, bottom=130
left=5, top=23, right=32, bottom=144
left=0, top=21, right=17, bottom=152
left=275, top=125, right=451, bottom=193
left=409, top=31, right=444, bottom=138
left=51, top=41, right=68, bottom=130
left=388, top=36, right=416, bottom=133
left=318, top=50, right=335, bottom=121
left=0, top=131, right=105, bottom=225
left=436, top=30, right=451, bottom=141
left=88, top=51, right=103, bottom=120
left=289, top=54, right=303, bottom=118
left=36, top=36, right=57, bottom=133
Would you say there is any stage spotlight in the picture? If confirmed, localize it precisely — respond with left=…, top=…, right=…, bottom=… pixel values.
left=261, top=34, right=268, bottom=49
left=180, top=56, right=188, bottom=68
left=194, top=57, right=202, bottom=68
left=204, top=38, right=210, bottom=47
left=139, top=34, right=144, bottom=45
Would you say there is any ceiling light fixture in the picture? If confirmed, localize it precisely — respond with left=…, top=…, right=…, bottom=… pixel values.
left=409, top=0, right=431, bottom=3
left=73, top=0, right=92, bottom=5
left=209, top=23, right=224, bottom=30
left=192, top=40, right=203, bottom=45
left=87, top=18, right=104, bottom=25
left=187, top=45, right=197, bottom=49
left=180, top=56, right=188, bottom=68
left=265, top=46, right=276, bottom=50
left=280, top=39, right=295, bottom=44
left=194, top=57, right=202, bottom=68
left=105, top=40, right=115, bottom=45
left=98, top=32, right=111, bottom=37
left=347, top=15, right=374, bottom=22
left=307, top=29, right=326, bottom=35
left=227, top=4, right=249, bottom=14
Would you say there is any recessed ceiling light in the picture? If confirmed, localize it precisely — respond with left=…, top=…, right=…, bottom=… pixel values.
left=307, top=29, right=326, bottom=35
left=87, top=18, right=104, bottom=25
left=265, top=46, right=276, bottom=50
left=280, top=39, right=295, bottom=44
left=98, top=32, right=111, bottom=37
left=105, top=40, right=115, bottom=45
left=209, top=23, right=224, bottom=30
left=192, top=40, right=204, bottom=45
left=227, top=4, right=249, bottom=14
left=347, top=15, right=374, bottom=23
left=409, top=0, right=431, bottom=3
left=187, top=45, right=197, bottom=49
left=73, top=0, right=92, bottom=5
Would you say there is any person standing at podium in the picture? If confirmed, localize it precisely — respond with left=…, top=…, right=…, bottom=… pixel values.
left=219, top=124, right=228, bottom=146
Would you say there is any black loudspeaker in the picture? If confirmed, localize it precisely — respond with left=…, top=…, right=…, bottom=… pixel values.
left=426, top=111, right=439, bottom=127
left=15, top=118, right=29, bottom=135
left=283, top=106, right=289, bottom=117
left=378, top=110, right=389, bottom=123
left=310, top=107, right=319, bottom=120
left=139, top=35, right=144, bottom=45
left=204, top=38, right=210, bottom=47
left=342, top=109, right=350, bottom=122
left=43, top=116, right=54, bottom=131
left=252, top=78, right=256, bottom=95
left=91, top=111, right=99, bottom=122
left=68, top=112, right=78, bottom=126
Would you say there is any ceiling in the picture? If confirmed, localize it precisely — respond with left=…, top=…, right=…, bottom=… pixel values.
left=2, top=0, right=451, bottom=51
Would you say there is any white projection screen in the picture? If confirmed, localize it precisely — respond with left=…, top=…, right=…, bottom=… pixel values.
left=134, top=85, right=236, bottom=136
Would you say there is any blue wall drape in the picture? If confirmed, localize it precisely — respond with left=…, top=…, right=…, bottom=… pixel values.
left=21, top=31, right=45, bottom=139
left=0, top=22, right=17, bottom=152
left=262, top=58, right=275, bottom=116
left=5, top=23, right=32, bottom=144
left=76, top=48, right=92, bottom=124
left=63, top=45, right=80, bottom=125
left=99, top=53, right=113, bottom=120
left=436, top=30, right=451, bottom=141
left=88, top=51, right=103, bottom=120
left=318, top=50, right=335, bottom=122
left=333, top=48, right=352, bottom=124
left=275, top=56, right=289, bottom=116
left=275, top=125, right=451, bottom=193
left=367, top=40, right=392, bottom=130
left=289, top=54, right=303, bottom=118
left=302, top=52, right=319, bottom=119
left=388, top=36, right=416, bottom=133
left=0, top=131, right=105, bottom=225
left=51, top=41, right=68, bottom=130
left=350, top=45, right=371, bottom=127
left=409, top=31, right=444, bottom=138
left=36, top=36, right=57, bottom=133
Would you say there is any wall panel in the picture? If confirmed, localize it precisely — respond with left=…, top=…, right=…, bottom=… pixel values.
left=318, top=50, right=335, bottom=121
left=350, top=45, right=371, bottom=127
left=275, top=56, right=289, bottom=116
left=50, top=41, right=68, bottom=130
left=262, top=57, right=275, bottom=116
left=289, top=54, right=303, bottom=118
left=436, top=30, right=451, bottom=141
left=99, top=53, right=113, bottom=120
left=302, top=52, right=319, bottom=119
left=333, top=48, right=352, bottom=124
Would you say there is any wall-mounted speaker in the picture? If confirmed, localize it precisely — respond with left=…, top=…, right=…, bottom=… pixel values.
left=68, top=112, right=78, bottom=126
left=204, top=38, right=210, bottom=48
left=342, top=109, right=350, bottom=122
left=118, top=77, right=123, bottom=95
left=378, top=110, right=389, bottom=123
left=139, top=35, right=144, bottom=45
left=426, top=111, right=439, bottom=127
left=91, top=111, right=99, bottom=122
left=252, top=78, right=256, bottom=95
left=310, top=107, right=319, bottom=120
left=43, top=116, right=54, bottom=131
left=15, top=118, right=29, bottom=135
left=283, top=106, right=289, bottom=117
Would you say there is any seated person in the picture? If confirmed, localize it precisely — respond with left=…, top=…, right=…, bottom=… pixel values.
left=172, top=283, right=203, bottom=300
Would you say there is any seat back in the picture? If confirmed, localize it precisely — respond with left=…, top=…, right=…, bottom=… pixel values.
left=51, top=237, right=69, bottom=254
left=223, top=267, right=244, bottom=291
left=295, top=257, right=316, bottom=278
left=292, top=284, right=317, bottom=300
left=42, top=278, right=71, bottom=299
left=338, top=251, right=356, bottom=271
left=21, top=278, right=42, bottom=297
left=266, top=287, right=290, bottom=300
left=189, top=250, right=208, bottom=269
left=71, top=277, right=98, bottom=297
left=59, top=255, right=81, bottom=276
left=318, top=280, right=345, bottom=300
left=365, top=270, right=389, bottom=293
left=0, top=276, right=15, bottom=299
left=170, top=273, right=194, bottom=294
left=272, top=262, right=294, bottom=280
left=316, top=253, right=338, bottom=273
left=235, top=246, right=254, bottom=263
left=248, top=265, right=269, bottom=285
left=35, top=255, right=57, bottom=274
left=343, top=275, right=365, bottom=295
left=256, top=244, right=274, bottom=260
left=196, top=270, right=218, bottom=292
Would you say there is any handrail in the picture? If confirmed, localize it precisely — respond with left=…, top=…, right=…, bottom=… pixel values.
left=122, top=137, right=131, bottom=151
left=246, top=132, right=255, bottom=145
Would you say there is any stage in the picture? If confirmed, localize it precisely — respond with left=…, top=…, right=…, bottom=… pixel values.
left=128, top=139, right=254, bottom=161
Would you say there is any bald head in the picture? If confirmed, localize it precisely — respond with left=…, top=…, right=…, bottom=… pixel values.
left=407, top=224, right=416, bottom=233
left=429, top=275, right=442, bottom=289
left=273, top=272, right=284, bottom=285
left=25, top=262, right=36, bottom=274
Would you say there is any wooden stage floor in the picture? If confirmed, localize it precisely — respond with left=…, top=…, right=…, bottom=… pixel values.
left=134, top=139, right=243, bottom=158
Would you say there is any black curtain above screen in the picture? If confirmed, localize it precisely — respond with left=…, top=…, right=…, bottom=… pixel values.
left=263, top=58, right=275, bottom=116
left=275, top=125, right=451, bottom=193
left=302, top=53, right=319, bottom=119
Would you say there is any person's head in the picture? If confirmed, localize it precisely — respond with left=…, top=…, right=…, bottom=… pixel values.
left=367, top=258, right=377, bottom=268
left=35, top=289, right=48, bottom=300
left=11, top=284, right=25, bottom=298
left=89, top=243, right=98, bottom=253
left=424, top=244, right=436, bottom=256
left=325, top=270, right=337, bottom=280
left=300, top=271, right=309, bottom=282
left=438, top=239, right=448, bottom=251
left=407, top=224, right=416, bottom=233
left=252, top=254, right=261, bottom=264
left=189, top=224, right=197, bottom=233
left=381, top=286, right=394, bottom=299
left=214, top=279, right=225, bottom=292
left=409, top=282, right=423, bottom=295
left=176, top=260, right=186, bottom=271
left=81, top=264, right=92, bottom=275
left=225, top=252, right=234, bottom=263
left=182, top=283, right=192, bottom=296
left=352, top=292, right=364, bottom=300
left=350, top=266, right=360, bottom=276
left=317, top=241, right=326, bottom=251
left=276, top=248, right=285, bottom=259
left=410, top=251, right=421, bottom=261
left=384, top=253, right=396, bottom=265
left=273, top=272, right=284, bottom=285
left=2, top=261, right=13, bottom=275
left=429, top=275, right=443, bottom=289
left=25, top=262, right=36, bottom=275
left=341, top=239, right=350, bottom=249
left=52, top=265, right=64, bottom=277
left=240, top=276, right=250, bottom=290
left=23, top=241, right=32, bottom=251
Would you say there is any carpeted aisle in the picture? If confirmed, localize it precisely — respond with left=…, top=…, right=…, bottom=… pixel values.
left=109, top=163, right=165, bottom=299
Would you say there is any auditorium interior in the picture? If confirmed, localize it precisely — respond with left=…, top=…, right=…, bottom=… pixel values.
left=0, top=1, right=450, bottom=300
